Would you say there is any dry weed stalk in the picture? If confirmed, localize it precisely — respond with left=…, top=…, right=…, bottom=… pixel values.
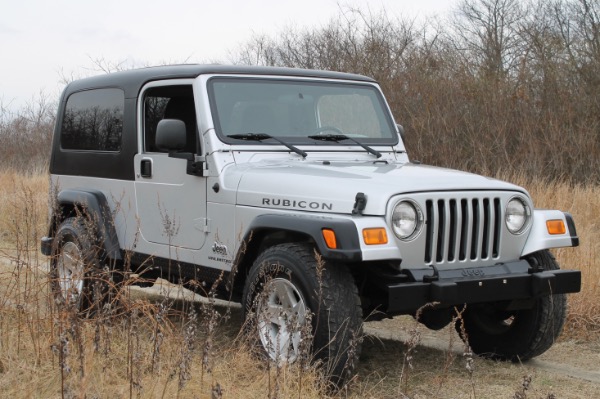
left=150, top=300, right=169, bottom=374
left=513, top=374, right=533, bottom=399
left=199, top=271, right=226, bottom=383
left=127, top=304, right=143, bottom=397
left=177, top=302, right=197, bottom=392
left=455, top=306, right=477, bottom=399
left=433, top=307, right=461, bottom=396
left=395, top=304, right=442, bottom=397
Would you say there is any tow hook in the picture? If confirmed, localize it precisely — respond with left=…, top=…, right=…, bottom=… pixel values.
left=423, top=264, right=440, bottom=282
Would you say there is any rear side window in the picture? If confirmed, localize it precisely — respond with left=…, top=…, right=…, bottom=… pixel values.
left=60, top=88, right=124, bottom=152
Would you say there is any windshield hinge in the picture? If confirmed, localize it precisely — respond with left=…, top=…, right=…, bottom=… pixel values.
left=194, top=218, right=210, bottom=233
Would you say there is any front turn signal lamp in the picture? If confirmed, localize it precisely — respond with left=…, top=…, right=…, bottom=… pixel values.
left=546, top=220, right=566, bottom=235
left=363, top=228, right=388, bottom=245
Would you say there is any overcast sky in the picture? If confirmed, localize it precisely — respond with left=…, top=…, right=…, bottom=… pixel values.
left=1, top=0, right=457, bottom=112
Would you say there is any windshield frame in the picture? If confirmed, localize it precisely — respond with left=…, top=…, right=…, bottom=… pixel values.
left=207, top=76, right=399, bottom=147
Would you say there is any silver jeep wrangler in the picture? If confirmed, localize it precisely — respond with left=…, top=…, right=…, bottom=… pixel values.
left=42, top=65, right=580, bottom=383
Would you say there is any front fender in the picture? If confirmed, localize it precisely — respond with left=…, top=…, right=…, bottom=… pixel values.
left=521, top=210, right=579, bottom=257
left=243, top=214, right=363, bottom=262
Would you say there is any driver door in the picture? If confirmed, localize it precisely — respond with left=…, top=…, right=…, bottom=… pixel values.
left=134, top=82, right=208, bottom=251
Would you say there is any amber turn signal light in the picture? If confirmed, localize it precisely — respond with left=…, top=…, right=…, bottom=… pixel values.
left=362, top=228, right=388, bottom=245
left=546, top=220, right=566, bottom=235
left=322, top=229, right=338, bottom=249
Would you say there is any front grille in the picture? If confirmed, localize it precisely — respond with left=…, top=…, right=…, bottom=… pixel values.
left=424, top=197, right=501, bottom=264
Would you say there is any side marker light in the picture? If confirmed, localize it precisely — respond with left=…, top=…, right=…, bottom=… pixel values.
left=322, top=229, right=338, bottom=249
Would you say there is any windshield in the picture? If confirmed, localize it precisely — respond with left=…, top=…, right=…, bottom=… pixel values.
left=208, top=77, right=398, bottom=145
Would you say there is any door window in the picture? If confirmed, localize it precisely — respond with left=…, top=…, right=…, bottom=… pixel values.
left=143, top=85, right=198, bottom=153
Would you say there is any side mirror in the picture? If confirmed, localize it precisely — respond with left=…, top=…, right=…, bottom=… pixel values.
left=397, top=124, right=406, bottom=143
left=156, top=119, right=186, bottom=151
left=156, top=119, right=204, bottom=176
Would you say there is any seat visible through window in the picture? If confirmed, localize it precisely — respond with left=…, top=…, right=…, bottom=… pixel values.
left=143, top=85, right=198, bottom=153
left=163, top=96, right=197, bottom=153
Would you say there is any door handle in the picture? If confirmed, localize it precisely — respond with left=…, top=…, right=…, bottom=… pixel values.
left=141, top=159, right=152, bottom=178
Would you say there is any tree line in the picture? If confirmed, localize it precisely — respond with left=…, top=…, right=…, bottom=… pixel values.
left=235, top=0, right=600, bottom=183
left=2, top=0, right=599, bottom=182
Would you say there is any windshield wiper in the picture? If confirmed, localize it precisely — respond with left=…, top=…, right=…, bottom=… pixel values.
left=227, top=133, right=307, bottom=158
left=308, top=134, right=382, bottom=158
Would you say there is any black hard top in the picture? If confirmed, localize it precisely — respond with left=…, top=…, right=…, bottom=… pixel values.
left=63, top=64, right=377, bottom=99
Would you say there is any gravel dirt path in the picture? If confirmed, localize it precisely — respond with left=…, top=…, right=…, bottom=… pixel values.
left=135, top=278, right=600, bottom=386
left=364, top=318, right=600, bottom=384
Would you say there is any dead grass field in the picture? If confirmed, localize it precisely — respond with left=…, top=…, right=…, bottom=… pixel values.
left=0, top=171, right=598, bottom=398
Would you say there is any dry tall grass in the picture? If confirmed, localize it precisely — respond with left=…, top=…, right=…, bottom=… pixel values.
left=0, top=171, right=598, bottom=398
left=506, top=173, right=600, bottom=338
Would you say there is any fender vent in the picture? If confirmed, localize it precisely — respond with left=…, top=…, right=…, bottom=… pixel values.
left=424, top=197, right=501, bottom=264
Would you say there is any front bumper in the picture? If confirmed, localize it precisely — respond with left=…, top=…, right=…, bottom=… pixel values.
left=386, top=260, right=581, bottom=314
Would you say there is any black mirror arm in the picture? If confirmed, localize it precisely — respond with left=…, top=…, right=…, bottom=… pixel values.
left=168, top=152, right=204, bottom=176
left=168, top=151, right=194, bottom=161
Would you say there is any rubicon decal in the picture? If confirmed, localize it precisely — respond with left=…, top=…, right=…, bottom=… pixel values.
left=262, top=198, right=333, bottom=211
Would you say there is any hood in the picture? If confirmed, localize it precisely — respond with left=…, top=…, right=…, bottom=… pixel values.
left=234, top=159, right=526, bottom=215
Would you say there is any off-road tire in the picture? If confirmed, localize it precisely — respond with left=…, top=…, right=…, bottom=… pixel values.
left=50, top=217, right=115, bottom=316
left=242, top=243, right=362, bottom=386
left=457, top=250, right=567, bottom=361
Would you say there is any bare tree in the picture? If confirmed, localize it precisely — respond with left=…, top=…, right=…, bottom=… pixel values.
left=553, top=0, right=600, bottom=93
left=0, top=92, right=55, bottom=174
left=231, top=7, right=419, bottom=85
left=452, top=0, right=526, bottom=79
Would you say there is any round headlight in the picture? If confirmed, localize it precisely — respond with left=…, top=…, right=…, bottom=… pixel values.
left=505, top=197, right=530, bottom=234
left=392, top=200, right=423, bottom=240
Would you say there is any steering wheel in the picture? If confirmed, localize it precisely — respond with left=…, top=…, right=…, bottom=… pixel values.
left=311, top=126, right=345, bottom=135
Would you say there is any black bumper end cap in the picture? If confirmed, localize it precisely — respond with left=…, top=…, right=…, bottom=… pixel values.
left=532, top=269, right=581, bottom=296
left=41, top=237, right=53, bottom=256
